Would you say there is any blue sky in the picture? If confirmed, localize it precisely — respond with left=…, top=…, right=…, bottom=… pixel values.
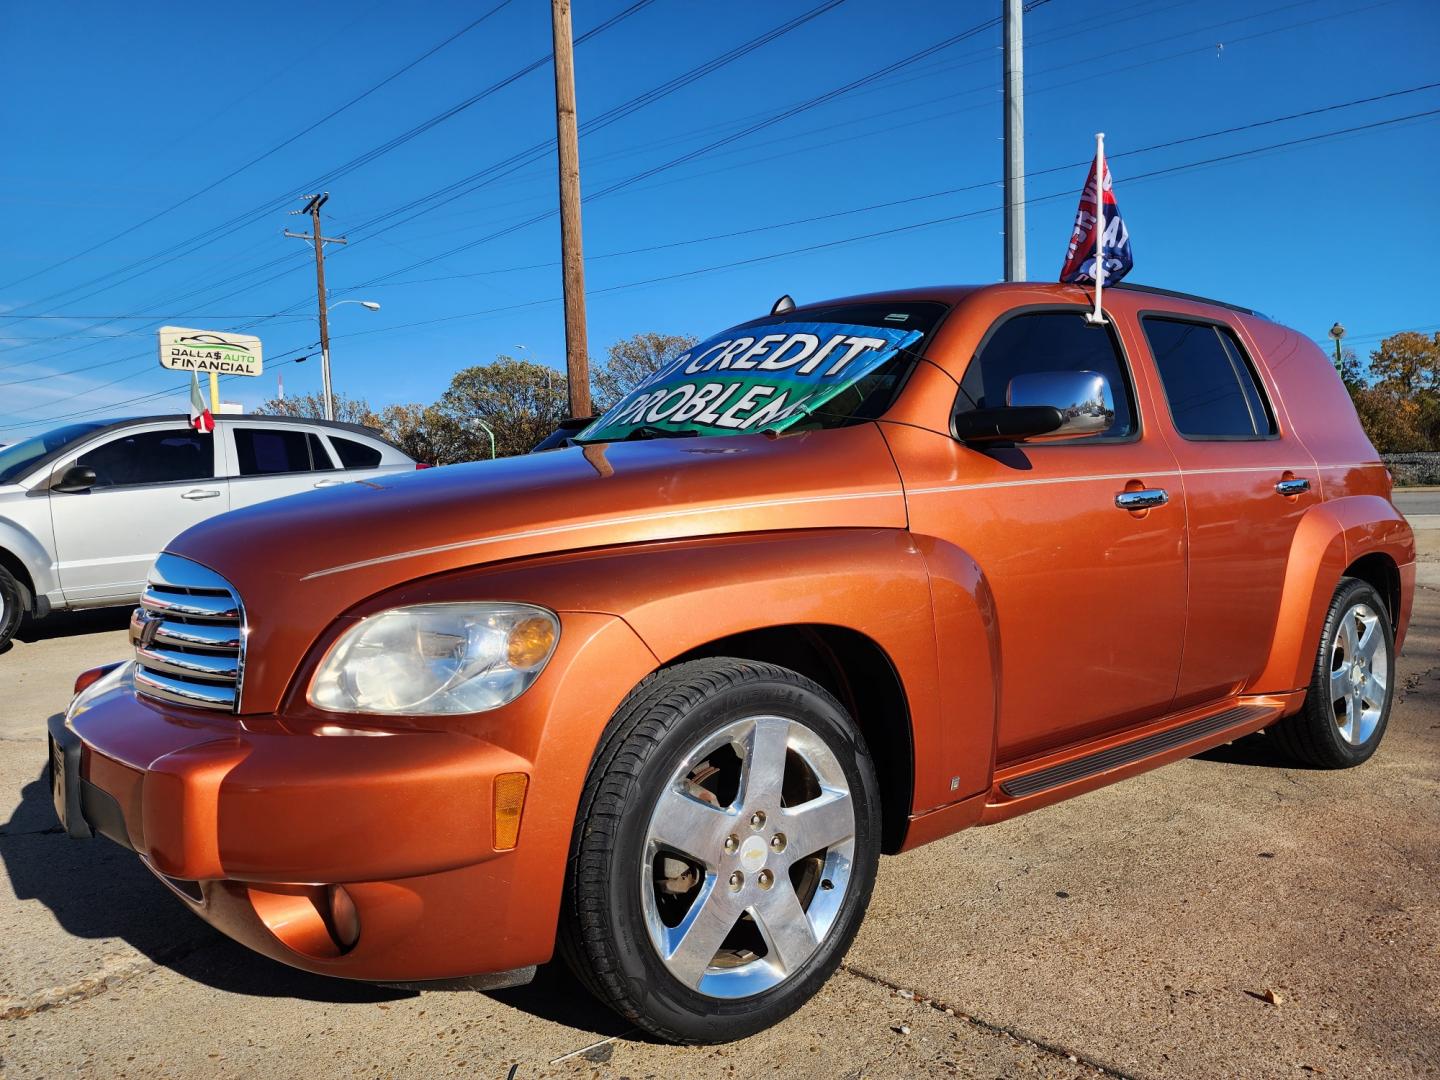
left=1, top=0, right=1437, bottom=439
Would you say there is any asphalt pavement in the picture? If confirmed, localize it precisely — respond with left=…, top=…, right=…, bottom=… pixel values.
left=2, top=537, right=1438, bottom=1079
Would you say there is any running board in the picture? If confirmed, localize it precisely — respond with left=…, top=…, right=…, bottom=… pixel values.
left=998, top=703, right=1277, bottom=800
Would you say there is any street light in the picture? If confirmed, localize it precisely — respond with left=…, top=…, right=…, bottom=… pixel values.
left=472, top=418, right=496, bottom=460
left=318, top=299, right=382, bottom=419
left=1329, top=321, right=1346, bottom=370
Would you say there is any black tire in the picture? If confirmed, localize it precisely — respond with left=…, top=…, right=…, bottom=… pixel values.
left=559, top=658, right=881, bottom=1044
left=0, top=566, right=24, bottom=652
left=1270, top=577, right=1395, bottom=769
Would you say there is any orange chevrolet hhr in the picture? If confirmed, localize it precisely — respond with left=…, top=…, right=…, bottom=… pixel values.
left=50, top=283, right=1414, bottom=1043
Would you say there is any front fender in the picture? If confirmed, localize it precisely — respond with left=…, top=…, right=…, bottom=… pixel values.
left=0, top=509, right=56, bottom=608
left=1252, top=496, right=1415, bottom=694
left=376, top=528, right=998, bottom=817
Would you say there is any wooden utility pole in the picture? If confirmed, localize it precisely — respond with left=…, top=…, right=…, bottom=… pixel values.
left=550, top=0, right=592, bottom=418
left=284, top=193, right=347, bottom=420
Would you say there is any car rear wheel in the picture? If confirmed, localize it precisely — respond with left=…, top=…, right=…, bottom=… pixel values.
left=0, top=566, right=24, bottom=652
left=560, top=658, right=880, bottom=1044
left=1271, top=577, right=1395, bottom=769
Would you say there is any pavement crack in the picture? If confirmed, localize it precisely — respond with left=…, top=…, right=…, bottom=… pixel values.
left=840, top=961, right=1146, bottom=1080
left=0, top=938, right=214, bottom=1021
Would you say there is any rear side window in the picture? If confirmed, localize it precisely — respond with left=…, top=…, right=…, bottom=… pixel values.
left=77, top=429, right=214, bottom=487
left=307, top=433, right=336, bottom=471
left=958, top=311, right=1137, bottom=438
left=1142, top=317, right=1275, bottom=439
left=331, top=435, right=383, bottom=469
left=234, top=427, right=331, bottom=476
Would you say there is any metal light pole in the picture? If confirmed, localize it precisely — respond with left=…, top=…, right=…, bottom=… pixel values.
left=1329, top=321, right=1346, bottom=368
left=473, top=418, right=496, bottom=459
left=1003, top=0, right=1026, bottom=281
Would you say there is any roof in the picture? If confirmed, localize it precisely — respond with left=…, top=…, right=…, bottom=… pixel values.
left=780, top=281, right=1270, bottom=321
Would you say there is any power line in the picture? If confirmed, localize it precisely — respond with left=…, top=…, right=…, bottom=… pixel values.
left=0, top=1, right=519, bottom=300
left=0, top=0, right=654, bottom=330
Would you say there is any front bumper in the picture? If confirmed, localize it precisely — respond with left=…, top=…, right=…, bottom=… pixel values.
left=50, top=665, right=549, bottom=984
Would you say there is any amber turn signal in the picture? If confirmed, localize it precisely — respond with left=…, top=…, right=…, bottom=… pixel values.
left=507, top=617, right=556, bottom=670
left=493, top=772, right=529, bottom=850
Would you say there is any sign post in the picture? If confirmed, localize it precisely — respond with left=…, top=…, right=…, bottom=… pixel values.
left=158, top=328, right=263, bottom=415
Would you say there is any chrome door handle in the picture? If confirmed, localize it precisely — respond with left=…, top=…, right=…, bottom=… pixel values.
left=313, top=479, right=346, bottom=488
left=1275, top=478, right=1311, bottom=497
left=181, top=489, right=221, bottom=500
left=1115, top=488, right=1169, bottom=511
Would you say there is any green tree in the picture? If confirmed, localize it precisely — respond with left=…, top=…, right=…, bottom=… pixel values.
left=591, top=331, right=697, bottom=410
left=377, top=403, right=449, bottom=465
left=432, top=356, right=569, bottom=459
left=255, top=391, right=382, bottom=429
left=1368, top=330, right=1440, bottom=398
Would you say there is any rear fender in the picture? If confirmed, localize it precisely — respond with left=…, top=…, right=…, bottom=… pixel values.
left=1252, top=496, right=1415, bottom=694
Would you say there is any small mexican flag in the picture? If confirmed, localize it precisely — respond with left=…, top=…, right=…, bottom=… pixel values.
left=189, top=371, right=215, bottom=434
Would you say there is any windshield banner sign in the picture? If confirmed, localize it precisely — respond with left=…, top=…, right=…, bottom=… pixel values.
left=578, top=321, right=922, bottom=442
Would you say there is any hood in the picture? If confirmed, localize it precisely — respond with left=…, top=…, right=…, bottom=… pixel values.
left=167, top=424, right=905, bottom=711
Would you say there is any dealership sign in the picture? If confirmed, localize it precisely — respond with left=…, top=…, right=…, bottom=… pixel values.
left=157, top=327, right=263, bottom=376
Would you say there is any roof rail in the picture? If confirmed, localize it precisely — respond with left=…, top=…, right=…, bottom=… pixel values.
left=1112, top=282, right=1269, bottom=320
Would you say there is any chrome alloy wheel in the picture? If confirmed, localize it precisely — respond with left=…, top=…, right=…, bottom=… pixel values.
left=641, top=714, right=856, bottom=999
left=1329, top=601, right=1389, bottom=746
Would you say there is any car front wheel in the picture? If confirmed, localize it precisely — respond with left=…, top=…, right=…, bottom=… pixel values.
left=0, top=566, right=24, bottom=652
left=560, top=658, right=880, bottom=1043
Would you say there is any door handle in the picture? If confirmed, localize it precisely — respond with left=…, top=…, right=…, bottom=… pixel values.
left=1115, top=488, right=1169, bottom=511
left=313, top=479, right=346, bottom=488
left=181, top=489, right=221, bottom=500
left=1275, top=478, right=1311, bottom=497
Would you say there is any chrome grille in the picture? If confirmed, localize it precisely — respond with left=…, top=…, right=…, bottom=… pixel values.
left=132, top=554, right=245, bottom=713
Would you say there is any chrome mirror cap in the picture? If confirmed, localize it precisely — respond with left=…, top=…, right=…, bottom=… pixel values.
left=1005, top=370, right=1113, bottom=441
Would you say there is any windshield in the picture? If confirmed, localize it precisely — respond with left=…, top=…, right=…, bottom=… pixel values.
left=576, top=301, right=947, bottom=444
left=0, top=422, right=108, bottom=485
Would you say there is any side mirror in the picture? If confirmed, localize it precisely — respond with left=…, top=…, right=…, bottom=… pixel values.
left=52, top=466, right=97, bottom=493
left=952, top=370, right=1113, bottom=446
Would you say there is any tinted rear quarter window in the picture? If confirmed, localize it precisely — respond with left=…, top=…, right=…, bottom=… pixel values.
left=1142, top=317, right=1275, bottom=439
left=235, top=427, right=329, bottom=475
left=77, top=429, right=214, bottom=487
left=331, top=435, right=383, bottom=468
left=958, top=311, right=1137, bottom=438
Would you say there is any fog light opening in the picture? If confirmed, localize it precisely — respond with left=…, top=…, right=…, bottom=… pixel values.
left=326, top=884, right=361, bottom=951
left=493, top=772, right=529, bottom=851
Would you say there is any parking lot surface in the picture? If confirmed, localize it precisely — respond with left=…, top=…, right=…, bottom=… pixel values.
left=2, top=536, right=1438, bottom=1079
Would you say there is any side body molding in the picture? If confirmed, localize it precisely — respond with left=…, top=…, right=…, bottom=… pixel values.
left=1251, top=495, right=1416, bottom=695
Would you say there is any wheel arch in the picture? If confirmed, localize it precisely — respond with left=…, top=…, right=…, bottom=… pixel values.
left=671, top=624, right=913, bottom=854
left=1252, top=496, right=1415, bottom=694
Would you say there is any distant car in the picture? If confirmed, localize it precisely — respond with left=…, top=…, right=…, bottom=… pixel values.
left=0, top=414, right=416, bottom=648
left=532, top=416, right=592, bottom=452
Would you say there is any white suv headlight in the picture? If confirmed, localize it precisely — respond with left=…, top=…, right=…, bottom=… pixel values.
left=307, top=603, right=560, bottom=715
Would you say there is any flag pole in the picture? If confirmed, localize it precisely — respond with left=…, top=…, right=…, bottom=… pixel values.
left=1088, top=131, right=1106, bottom=325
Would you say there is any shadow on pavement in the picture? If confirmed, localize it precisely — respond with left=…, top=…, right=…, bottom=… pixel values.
left=16, top=607, right=132, bottom=644
left=3, top=758, right=624, bottom=1031
left=1191, top=728, right=1320, bottom=769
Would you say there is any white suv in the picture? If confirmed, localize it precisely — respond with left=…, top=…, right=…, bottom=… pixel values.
left=0, top=414, right=416, bottom=650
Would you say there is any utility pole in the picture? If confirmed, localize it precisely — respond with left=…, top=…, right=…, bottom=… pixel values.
left=550, top=0, right=592, bottom=418
left=1003, top=0, right=1026, bottom=282
left=284, top=193, right=347, bottom=421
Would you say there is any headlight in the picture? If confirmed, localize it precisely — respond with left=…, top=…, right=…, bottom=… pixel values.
left=307, top=603, right=560, bottom=715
